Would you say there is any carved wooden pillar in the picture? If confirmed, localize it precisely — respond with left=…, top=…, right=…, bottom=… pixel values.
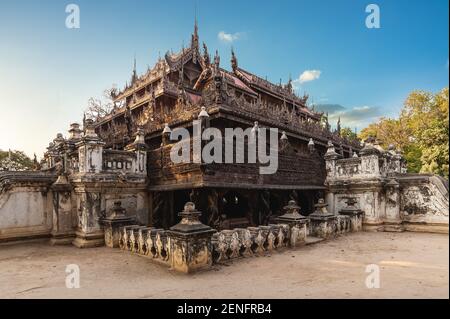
left=206, top=189, right=219, bottom=227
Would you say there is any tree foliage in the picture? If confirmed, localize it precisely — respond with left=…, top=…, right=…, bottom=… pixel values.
left=340, top=127, right=358, bottom=141
left=359, top=88, right=449, bottom=178
left=0, top=149, right=34, bottom=171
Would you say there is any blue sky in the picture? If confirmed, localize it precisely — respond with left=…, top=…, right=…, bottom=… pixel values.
left=0, top=0, right=448, bottom=157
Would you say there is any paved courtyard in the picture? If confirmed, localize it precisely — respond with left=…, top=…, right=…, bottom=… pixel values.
left=0, top=231, right=448, bottom=299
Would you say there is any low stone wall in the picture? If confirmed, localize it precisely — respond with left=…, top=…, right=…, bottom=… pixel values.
left=0, top=172, right=56, bottom=242
left=399, top=174, right=449, bottom=233
left=324, top=140, right=449, bottom=234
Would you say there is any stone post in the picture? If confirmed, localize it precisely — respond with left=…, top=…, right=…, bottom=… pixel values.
left=50, top=175, right=75, bottom=245
left=324, top=141, right=342, bottom=213
left=167, top=202, right=216, bottom=274
left=72, top=119, right=106, bottom=248
left=384, top=179, right=404, bottom=232
left=125, top=127, right=148, bottom=175
left=276, top=200, right=307, bottom=247
left=359, top=139, right=385, bottom=231
left=100, top=201, right=135, bottom=248
left=72, top=191, right=105, bottom=248
left=76, top=119, right=105, bottom=174
left=359, top=139, right=381, bottom=178
left=324, top=141, right=342, bottom=179
left=338, top=197, right=364, bottom=232
left=308, top=198, right=337, bottom=239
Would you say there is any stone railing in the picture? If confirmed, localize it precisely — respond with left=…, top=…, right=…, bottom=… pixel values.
left=119, top=225, right=171, bottom=266
left=102, top=150, right=136, bottom=173
left=334, top=157, right=362, bottom=178
left=110, top=200, right=362, bottom=274
left=211, top=224, right=291, bottom=263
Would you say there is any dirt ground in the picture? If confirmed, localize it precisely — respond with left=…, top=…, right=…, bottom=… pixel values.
left=0, top=231, right=448, bottom=299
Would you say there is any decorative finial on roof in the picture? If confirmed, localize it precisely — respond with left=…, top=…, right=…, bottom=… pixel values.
left=214, top=50, right=220, bottom=69
left=286, top=74, right=293, bottom=93
left=337, top=116, right=341, bottom=135
left=202, top=42, right=210, bottom=66
left=231, top=47, right=238, bottom=71
left=131, top=54, right=137, bottom=84
left=191, top=16, right=199, bottom=63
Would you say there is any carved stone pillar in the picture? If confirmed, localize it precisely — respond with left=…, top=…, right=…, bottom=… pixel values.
left=338, top=197, right=364, bottom=232
left=167, top=202, right=216, bottom=274
left=73, top=190, right=105, bottom=248
left=50, top=175, right=75, bottom=245
left=324, top=141, right=342, bottom=182
left=76, top=119, right=105, bottom=174
left=276, top=200, right=307, bottom=247
left=384, top=179, right=404, bottom=232
left=308, top=198, right=337, bottom=239
left=125, top=127, right=148, bottom=175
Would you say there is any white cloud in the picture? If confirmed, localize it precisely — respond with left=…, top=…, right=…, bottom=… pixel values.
left=327, top=105, right=382, bottom=130
left=218, top=31, right=241, bottom=43
left=292, top=70, right=322, bottom=90
left=297, top=70, right=321, bottom=84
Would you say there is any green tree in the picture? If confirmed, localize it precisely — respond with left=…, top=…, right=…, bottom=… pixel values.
left=359, top=88, right=449, bottom=178
left=402, top=88, right=449, bottom=177
left=0, top=149, right=34, bottom=171
left=340, top=127, right=358, bottom=141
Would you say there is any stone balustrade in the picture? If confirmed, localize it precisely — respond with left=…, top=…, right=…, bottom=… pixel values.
left=102, top=150, right=138, bottom=173
left=111, top=199, right=362, bottom=273
left=211, top=224, right=291, bottom=263
left=119, top=225, right=171, bottom=266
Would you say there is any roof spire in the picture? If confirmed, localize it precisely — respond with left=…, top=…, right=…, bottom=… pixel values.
left=214, top=50, right=220, bottom=69
left=191, top=15, right=199, bottom=49
left=202, top=42, right=210, bottom=66
left=337, top=116, right=341, bottom=135
left=286, top=74, right=293, bottom=93
left=231, top=47, right=238, bottom=71
left=191, top=15, right=199, bottom=63
left=131, top=54, right=137, bottom=84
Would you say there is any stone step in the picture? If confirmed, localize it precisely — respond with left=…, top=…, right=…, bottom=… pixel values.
left=305, top=236, right=324, bottom=245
